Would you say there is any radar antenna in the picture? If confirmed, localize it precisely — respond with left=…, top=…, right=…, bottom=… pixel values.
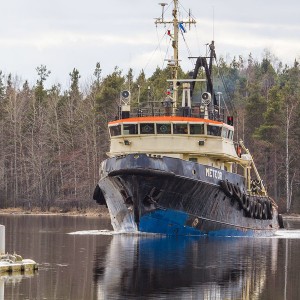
left=158, top=3, right=168, bottom=21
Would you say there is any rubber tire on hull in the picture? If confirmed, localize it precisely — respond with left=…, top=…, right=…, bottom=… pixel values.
left=278, top=214, right=284, bottom=228
left=242, top=195, right=250, bottom=213
left=220, top=180, right=233, bottom=197
left=232, top=184, right=242, bottom=200
left=257, top=203, right=263, bottom=219
left=254, top=202, right=263, bottom=219
left=249, top=200, right=255, bottom=218
left=266, top=200, right=273, bottom=220
left=93, top=185, right=107, bottom=206
left=261, top=200, right=268, bottom=220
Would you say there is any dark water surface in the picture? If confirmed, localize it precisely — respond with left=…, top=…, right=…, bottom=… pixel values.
left=1, top=215, right=300, bottom=300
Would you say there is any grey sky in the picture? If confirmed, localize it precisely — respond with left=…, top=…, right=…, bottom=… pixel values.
left=1, top=0, right=299, bottom=89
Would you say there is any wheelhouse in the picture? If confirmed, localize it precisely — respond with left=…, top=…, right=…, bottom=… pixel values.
left=109, top=117, right=234, bottom=140
left=107, top=116, right=238, bottom=173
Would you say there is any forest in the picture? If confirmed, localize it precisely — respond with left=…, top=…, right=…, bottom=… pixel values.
left=0, top=51, right=300, bottom=214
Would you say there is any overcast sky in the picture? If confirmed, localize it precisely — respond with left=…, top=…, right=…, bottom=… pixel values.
left=1, top=0, right=300, bottom=89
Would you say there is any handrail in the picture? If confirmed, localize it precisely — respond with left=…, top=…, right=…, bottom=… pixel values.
left=239, top=140, right=267, bottom=196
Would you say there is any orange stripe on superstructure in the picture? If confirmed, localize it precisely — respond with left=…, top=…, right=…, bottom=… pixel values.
left=108, top=116, right=223, bottom=125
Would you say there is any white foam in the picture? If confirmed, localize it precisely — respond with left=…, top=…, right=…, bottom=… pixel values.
left=68, top=229, right=300, bottom=238
left=67, top=229, right=162, bottom=236
left=68, top=230, right=116, bottom=235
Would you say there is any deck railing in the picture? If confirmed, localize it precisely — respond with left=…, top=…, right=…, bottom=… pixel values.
left=118, top=103, right=226, bottom=123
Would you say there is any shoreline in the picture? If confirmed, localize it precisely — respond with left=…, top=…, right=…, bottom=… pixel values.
left=0, top=207, right=110, bottom=218
left=0, top=208, right=299, bottom=221
left=281, top=213, right=300, bottom=220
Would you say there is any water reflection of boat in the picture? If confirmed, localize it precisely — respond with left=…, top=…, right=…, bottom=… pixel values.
left=93, top=236, right=278, bottom=299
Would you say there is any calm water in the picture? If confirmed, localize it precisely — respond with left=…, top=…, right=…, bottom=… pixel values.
left=1, top=215, right=300, bottom=300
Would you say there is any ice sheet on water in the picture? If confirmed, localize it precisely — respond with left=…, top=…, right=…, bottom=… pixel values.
left=273, top=229, right=300, bottom=239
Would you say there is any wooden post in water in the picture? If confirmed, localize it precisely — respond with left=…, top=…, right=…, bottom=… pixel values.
left=0, top=225, right=5, bottom=254
left=0, top=278, right=3, bottom=300
left=0, top=225, right=5, bottom=300
left=0, top=225, right=4, bottom=300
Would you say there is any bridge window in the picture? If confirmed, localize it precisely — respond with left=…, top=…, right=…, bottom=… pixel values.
left=189, top=157, right=198, bottom=162
left=109, top=125, right=121, bottom=136
left=123, top=124, right=138, bottom=135
left=228, top=130, right=234, bottom=140
left=140, top=123, right=155, bottom=134
left=157, top=123, right=171, bottom=134
left=190, top=124, right=204, bottom=134
left=222, top=127, right=229, bottom=138
left=173, top=123, right=188, bottom=134
left=207, top=125, right=222, bottom=136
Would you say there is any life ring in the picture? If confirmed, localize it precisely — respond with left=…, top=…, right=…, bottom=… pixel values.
left=220, top=180, right=233, bottom=197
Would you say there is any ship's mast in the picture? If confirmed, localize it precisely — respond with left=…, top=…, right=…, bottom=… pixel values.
left=155, top=0, right=196, bottom=108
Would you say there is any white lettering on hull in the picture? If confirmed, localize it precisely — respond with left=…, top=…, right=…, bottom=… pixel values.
left=205, top=168, right=223, bottom=180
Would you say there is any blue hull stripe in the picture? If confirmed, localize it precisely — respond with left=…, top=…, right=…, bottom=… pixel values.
left=139, top=209, right=260, bottom=237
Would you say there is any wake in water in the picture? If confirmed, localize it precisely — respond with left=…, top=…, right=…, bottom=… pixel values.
left=68, top=229, right=300, bottom=238
left=68, top=230, right=116, bottom=235
left=68, top=230, right=160, bottom=236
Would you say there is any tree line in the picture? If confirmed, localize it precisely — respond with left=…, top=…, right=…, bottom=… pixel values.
left=0, top=52, right=300, bottom=213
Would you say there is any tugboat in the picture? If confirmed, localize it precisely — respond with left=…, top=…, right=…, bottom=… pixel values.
left=93, top=0, right=283, bottom=236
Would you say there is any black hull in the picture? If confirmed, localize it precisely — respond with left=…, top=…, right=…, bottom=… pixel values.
left=96, top=154, right=280, bottom=236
